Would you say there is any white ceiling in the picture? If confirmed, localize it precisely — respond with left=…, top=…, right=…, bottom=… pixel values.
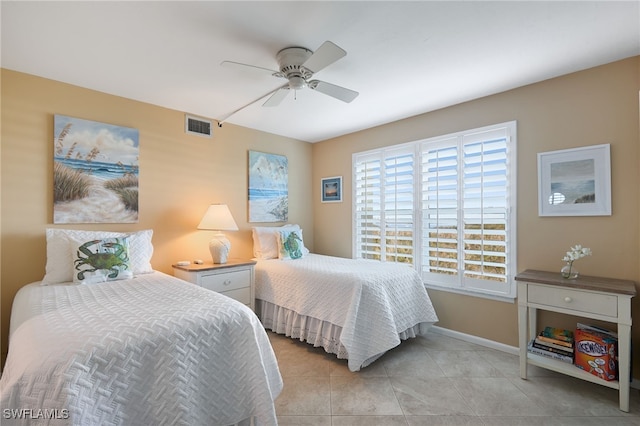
left=2, top=1, right=639, bottom=143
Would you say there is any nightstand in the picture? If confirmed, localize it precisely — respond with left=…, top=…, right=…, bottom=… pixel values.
left=172, top=259, right=256, bottom=311
left=516, top=269, right=636, bottom=412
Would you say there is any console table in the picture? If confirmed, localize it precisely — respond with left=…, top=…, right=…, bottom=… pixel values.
left=516, top=269, right=636, bottom=412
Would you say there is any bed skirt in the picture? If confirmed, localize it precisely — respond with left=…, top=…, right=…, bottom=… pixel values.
left=256, top=299, right=426, bottom=369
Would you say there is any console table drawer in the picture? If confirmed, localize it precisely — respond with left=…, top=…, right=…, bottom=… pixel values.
left=528, top=285, right=617, bottom=317
left=200, top=270, right=251, bottom=293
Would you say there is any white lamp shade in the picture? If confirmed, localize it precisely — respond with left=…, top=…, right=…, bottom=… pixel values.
left=197, top=204, right=239, bottom=231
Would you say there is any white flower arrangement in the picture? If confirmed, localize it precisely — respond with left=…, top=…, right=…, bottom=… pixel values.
left=562, top=244, right=592, bottom=263
left=561, top=244, right=591, bottom=278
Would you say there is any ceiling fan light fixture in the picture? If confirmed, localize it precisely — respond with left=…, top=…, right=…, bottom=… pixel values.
left=288, top=76, right=307, bottom=90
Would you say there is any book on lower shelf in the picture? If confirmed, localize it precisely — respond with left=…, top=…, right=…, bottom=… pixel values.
left=532, top=340, right=574, bottom=357
left=527, top=340, right=573, bottom=363
left=540, top=326, right=574, bottom=343
left=528, top=326, right=575, bottom=364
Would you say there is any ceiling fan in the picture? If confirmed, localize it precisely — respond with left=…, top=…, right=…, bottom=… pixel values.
left=218, top=41, right=358, bottom=124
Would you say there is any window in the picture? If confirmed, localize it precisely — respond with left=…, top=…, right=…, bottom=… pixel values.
left=353, top=122, right=517, bottom=300
left=354, top=144, right=416, bottom=264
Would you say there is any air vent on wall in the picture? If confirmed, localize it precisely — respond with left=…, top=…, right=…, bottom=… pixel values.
left=185, top=114, right=213, bottom=138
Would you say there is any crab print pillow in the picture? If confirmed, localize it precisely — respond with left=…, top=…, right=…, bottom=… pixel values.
left=70, top=237, right=133, bottom=284
left=277, top=229, right=305, bottom=260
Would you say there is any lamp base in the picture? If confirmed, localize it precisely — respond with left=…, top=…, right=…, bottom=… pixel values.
left=209, top=233, right=231, bottom=264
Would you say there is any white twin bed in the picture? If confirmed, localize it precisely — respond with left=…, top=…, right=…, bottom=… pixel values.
left=1, top=229, right=282, bottom=426
left=252, top=225, right=439, bottom=371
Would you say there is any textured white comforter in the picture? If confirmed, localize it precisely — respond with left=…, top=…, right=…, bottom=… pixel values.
left=1, top=272, right=282, bottom=426
left=255, top=254, right=438, bottom=371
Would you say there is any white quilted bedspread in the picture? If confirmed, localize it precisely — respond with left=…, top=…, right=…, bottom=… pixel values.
left=255, top=254, right=438, bottom=371
left=1, top=272, right=282, bottom=426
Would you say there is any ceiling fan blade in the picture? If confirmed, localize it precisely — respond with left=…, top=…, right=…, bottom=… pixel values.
left=221, top=60, right=282, bottom=77
left=263, top=86, right=290, bottom=107
left=302, top=41, right=346, bottom=74
left=309, top=80, right=359, bottom=103
left=218, top=86, right=289, bottom=124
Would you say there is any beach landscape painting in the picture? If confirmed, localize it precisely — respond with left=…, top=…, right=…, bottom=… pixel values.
left=549, top=159, right=595, bottom=205
left=538, top=143, right=611, bottom=216
left=54, top=115, right=139, bottom=223
left=248, top=151, right=288, bottom=222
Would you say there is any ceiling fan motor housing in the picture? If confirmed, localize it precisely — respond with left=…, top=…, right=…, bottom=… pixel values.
left=277, top=47, right=314, bottom=88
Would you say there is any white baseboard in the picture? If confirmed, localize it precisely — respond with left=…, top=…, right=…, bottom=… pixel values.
left=429, top=325, right=640, bottom=390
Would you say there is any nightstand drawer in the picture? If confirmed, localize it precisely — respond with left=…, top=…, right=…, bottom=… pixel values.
left=221, top=287, right=251, bottom=306
left=200, top=269, right=251, bottom=293
left=528, top=285, right=617, bottom=317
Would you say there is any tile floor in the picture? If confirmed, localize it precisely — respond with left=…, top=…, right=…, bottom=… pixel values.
left=268, top=330, right=640, bottom=425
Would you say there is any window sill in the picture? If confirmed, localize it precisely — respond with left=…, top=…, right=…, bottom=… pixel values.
left=424, top=283, right=516, bottom=303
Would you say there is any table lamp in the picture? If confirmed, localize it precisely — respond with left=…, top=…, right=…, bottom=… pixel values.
left=197, top=204, right=239, bottom=264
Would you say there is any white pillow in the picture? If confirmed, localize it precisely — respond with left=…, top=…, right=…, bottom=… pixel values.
left=70, top=236, right=134, bottom=284
left=252, top=224, right=309, bottom=260
left=43, top=228, right=153, bottom=285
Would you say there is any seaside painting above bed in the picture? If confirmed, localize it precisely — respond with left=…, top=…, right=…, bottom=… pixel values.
left=248, top=150, right=288, bottom=223
left=53, top=115, right=139, bottom=224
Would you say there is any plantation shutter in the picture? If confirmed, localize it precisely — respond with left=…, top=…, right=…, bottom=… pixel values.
left=461, top=129, right=511, bottom=295
left=353, top=145, right=416, bottom=264
left=421, top=138, right=459, bottom=285
left=354, top=152, right=382, bottom=260
left=420, top=125, right=514, bottom=297
left=383, top=147, right=415, bottom=264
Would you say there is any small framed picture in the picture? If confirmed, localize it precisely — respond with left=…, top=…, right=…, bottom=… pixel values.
left=321, top=176, right=342, bottom=203
left=537, top=143, right=611, bottom=216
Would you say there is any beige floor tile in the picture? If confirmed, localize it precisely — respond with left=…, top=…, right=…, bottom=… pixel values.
left=276, top=415, right=332, bottom=425
left=330, top=376, right=404, bottom=415
left=380, top=340, right=446, bottom=378
left=428, top=350, right=504, bottom=378
left=331, top=415, right=408, bottom=425
left=391, top=376, right=475, bottom=416
left=406, top=415, right=486, bottom=425
left=275, top=376, right=331, bottom=416
left=451, top=377, right=545, bottom=416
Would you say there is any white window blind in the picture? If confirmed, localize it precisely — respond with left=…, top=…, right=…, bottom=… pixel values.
left=353, top=145, right=416, bottom=265
left=354, top=153, right=382, bottom=260
left=422, top=138, right=459, bottom=286
left=353, top=122, right=517, bottom=300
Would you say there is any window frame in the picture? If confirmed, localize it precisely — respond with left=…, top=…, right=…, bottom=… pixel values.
left=352, top=121, right=517, bottom=301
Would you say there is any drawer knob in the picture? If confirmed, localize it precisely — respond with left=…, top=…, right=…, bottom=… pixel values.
left=223, top=279, right=232, bottom=286
left=564, top=297, right=572, bottom=303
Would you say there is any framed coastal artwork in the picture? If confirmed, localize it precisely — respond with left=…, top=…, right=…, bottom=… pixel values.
left=321, top=176, right=342, bottom=203
left=537, top=143, right=611, bottom=217
left=53, top=115, right=139, bottom=223
left=248, top=150, right=288, bottom=222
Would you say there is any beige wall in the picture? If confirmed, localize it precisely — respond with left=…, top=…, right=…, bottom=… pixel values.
left=0, top=69, right=313, bottom=364
left=313, top=57, right=640, bottom=371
